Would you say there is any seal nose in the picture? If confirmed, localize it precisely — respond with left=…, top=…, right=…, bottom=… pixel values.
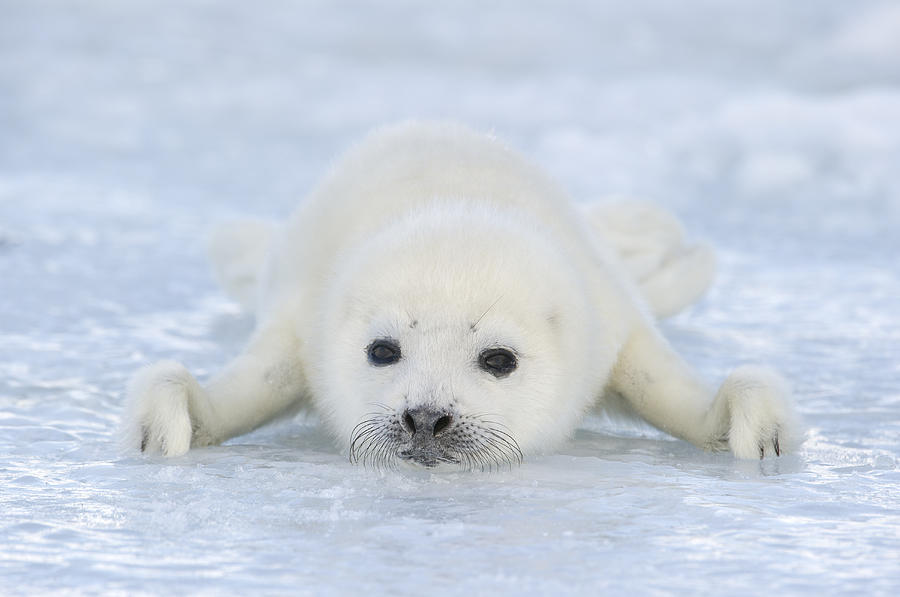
left=403, top=408, right=453, bottom=438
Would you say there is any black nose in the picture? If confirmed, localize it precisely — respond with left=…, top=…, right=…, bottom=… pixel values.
left=403, top=408, right=453, bottom=437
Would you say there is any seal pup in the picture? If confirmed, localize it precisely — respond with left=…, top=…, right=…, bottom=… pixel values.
left=124, top=122, right=800, bottom=467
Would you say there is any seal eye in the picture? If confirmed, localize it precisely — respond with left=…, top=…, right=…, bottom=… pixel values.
left=478, top=348, right=517, bottom=378
left=367, top=339, right=401, bottom=366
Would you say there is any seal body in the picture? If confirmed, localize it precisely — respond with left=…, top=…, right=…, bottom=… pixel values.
left=124, top=122, right=800, bottom=465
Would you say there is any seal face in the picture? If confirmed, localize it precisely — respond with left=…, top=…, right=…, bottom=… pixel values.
left=313, top=206, right=600, bottom=470
left=355, top=337, right=522, bottom=468
left=124, top=121, right=801, bottom=465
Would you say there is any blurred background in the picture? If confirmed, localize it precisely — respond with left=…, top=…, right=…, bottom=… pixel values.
left=1, top=1, right=898, bottom=595
left=4, top=1, right=900, bottom=211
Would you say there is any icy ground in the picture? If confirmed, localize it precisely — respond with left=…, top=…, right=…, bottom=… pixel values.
left=2, top=1, right=899, bottom=595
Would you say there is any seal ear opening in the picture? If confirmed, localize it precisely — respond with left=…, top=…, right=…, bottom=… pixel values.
left=207, top=218, right=277, bottom=312
left=546, top=310, right=561, bottom=331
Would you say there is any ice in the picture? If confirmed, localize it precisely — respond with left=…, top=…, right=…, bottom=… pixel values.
left=1, top=1, right=899, bottom=595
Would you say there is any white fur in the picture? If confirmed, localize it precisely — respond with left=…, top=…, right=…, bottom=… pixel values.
left=207, top=217, right=275, bottom=312
left=124, top=360, right=198, bottom=457
left=122, top=122, right=801, bottom=461
left=706, top=366, right=801, bottom=458
left=583, top=202, right=717, bottom=318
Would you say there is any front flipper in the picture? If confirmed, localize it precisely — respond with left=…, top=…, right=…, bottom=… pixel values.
left=125, top=360, right=205, bottom=457
left=609, top=326, right=801, bottom=459
left=704, top=366, right=798, bottom=459
left=122, top=321, right=308, bottom=456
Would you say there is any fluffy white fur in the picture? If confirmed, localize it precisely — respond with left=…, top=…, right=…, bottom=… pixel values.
left=123, top=122, right=800, bottom=462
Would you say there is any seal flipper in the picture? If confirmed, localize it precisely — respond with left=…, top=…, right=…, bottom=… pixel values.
left=608, top=324, right=801, bottom=459
left=122, top=319, right=309, bottom=456
left=207, top=218, right=277, bottom=312
left=582, top=201, right=715, bottom=319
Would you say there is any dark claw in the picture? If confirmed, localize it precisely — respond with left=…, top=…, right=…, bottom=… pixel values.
left=141, top=427, right=149, bottom=452
left=773, top=434, right=781, bottom=457
left=759, top=442, right=765, bottom=460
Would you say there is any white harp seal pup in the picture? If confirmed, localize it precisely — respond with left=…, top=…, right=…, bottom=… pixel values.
left=124, top=122, right=801, bottom=467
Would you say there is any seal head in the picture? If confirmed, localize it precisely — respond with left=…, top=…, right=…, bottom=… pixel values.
left=310, top=203, right=608, bottom=469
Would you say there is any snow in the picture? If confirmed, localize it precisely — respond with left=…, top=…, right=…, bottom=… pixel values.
left=1, top=1, right=899, bottom=595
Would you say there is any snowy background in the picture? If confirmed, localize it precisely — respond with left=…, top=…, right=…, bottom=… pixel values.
left=1, top=0, right=899, bottom=594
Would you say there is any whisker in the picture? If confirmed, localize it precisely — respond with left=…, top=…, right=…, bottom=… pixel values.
left=349, top=429, right=380, bottom=463
left=482, top=428, right=523, bottom=463
left=348, top=410, right=522, bottom=472
left=470, top=294, right=504, bottom=331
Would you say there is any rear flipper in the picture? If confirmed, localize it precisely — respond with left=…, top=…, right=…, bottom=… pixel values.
left=583, top=201, right=716, bottom=319
left=207, top=218, right=277, bottom=312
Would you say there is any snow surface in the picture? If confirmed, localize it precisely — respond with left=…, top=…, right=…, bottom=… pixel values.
left=2, top=1, right=899, bottom=595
